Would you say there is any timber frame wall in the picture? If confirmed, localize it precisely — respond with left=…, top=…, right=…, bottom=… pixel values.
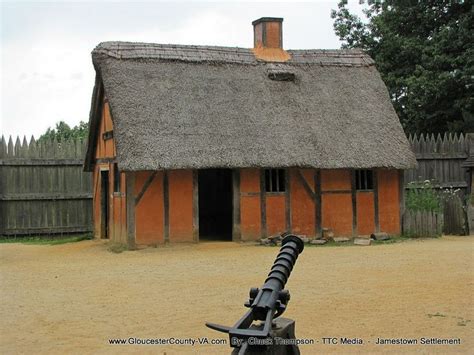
left=233, top=167, right=401, bottom=242
left=113, top=166, right=402, bottom=248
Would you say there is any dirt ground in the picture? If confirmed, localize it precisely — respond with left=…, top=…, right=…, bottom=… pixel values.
left=1, top=237, right=473, bottom=354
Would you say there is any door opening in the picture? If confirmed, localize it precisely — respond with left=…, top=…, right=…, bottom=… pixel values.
left=100, top=170, right=110, bottom=239
left=198, top=169, right=233, bottom=241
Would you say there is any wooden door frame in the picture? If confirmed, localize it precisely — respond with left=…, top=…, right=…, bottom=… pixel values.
left=99, top=167, right=110, bottom=239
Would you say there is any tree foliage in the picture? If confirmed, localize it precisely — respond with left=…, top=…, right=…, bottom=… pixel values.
left=331, top=0, right=474, bottom=134
left=38, top=121, right=89, bottom=142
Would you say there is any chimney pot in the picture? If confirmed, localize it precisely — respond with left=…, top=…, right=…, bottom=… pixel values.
left=252, top=17, right=283, bottom=49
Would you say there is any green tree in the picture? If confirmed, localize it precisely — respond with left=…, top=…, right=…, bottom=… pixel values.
left=38, top=121, right=88, bottom=142
left=331, top=0, right=474, bottom=134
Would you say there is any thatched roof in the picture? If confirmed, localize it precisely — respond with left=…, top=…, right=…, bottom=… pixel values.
left=84, top=42, right=416, bottom=171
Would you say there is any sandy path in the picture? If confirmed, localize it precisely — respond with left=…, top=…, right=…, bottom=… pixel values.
left=0, top=237, right=473, bottom=354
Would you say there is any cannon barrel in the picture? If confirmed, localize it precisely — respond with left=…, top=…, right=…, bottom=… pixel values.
left=205, top=233, right=305, bottom=350
left=251, top=234, right=304, bottom=320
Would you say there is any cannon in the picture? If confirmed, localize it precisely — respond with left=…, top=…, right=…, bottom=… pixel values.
left=206, top=233, right=304, bottom=354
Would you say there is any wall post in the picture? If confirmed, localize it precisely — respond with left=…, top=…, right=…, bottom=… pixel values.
left=126, top=171, right=136, bottom=250
left=232, top=169, right=241, bottom=241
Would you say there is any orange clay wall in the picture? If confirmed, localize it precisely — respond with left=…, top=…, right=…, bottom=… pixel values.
left=266, top=194, right=286, bottom=236
left=239, top=168, right=289, bottom=240
left=320, top=170, right=353, bottom=237
left=134, top=172, right=164, bottom=245
left=290, top=168, right=316, bottom=236
left=378, top=170, right=401, bottom=234
left=356, top=192, right=375, bottom=235
left=240, top=169, right=261, bottom=241
left=168, top=170, right=194, bottom=242
left=132, top=170, right=194, bottom=244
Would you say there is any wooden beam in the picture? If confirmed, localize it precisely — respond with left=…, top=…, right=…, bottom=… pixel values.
left=163, top=171, right=170, bottom=243
left=135, top=171, right=157, bottom=206
left=373, top=169, right=380, bottom=233
left=415, top=153, right=467, bottom=160
left=0, top=159, right=84, bottom=166
left=351, top=169, right=358, bottom=237
left=241, top=192, right=259, bottom=197
left=84, top=77, right=103, bottom=172
left=1, top=226, right=92, bottom=235
left=285, top=168, right=291, bottom=232
left=95, top=158, right=116, bottom=164
left=260, top=169, right=267, bottom=238
left=126, top=172, right=136, bottom=250
left=100, top=169, right=108, bottom=240
left=296, top=169, right=316, bottom=200
left=232, top=169, right=241, bottom=241
left=315, top=170, right=322, bottom=238
left=193, top=170, right=199, bottom=242
left=321, top=190, right=352, bottom=194
left=0, top=192, right=92, bottom=201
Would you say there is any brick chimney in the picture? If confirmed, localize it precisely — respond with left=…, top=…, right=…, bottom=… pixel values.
left=252, top=17, right=290, bottom=62
left=252, top=17, right=283, bottom=49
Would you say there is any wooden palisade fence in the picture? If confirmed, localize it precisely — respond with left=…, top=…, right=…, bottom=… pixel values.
left=404, top=133, right=473, bottom=235
left=0, top=136, right=93, bottom=236
left=403, top=210, right=443, bottom=237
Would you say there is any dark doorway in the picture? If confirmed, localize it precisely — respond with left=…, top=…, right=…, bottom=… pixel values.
left=198, top=169, right=233, bottom=240
left=100, top=170, right=109, bottom=239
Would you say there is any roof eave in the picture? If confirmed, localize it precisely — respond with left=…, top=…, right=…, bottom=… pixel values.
left=83, top=71, right=104, bottom=172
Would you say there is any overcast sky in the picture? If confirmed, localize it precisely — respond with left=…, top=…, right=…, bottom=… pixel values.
left=1, top=1, right=365, bottom=139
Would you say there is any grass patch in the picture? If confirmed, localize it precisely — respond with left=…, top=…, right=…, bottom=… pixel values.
left=0, top=233, right=93, bottom=245
left=370, top=235, right=412, bottom=245
left=305, top=240, right=355, bottom=248
left=400, top=231, right=442, bottom=239
left=107, top=242, right=128, bottom=254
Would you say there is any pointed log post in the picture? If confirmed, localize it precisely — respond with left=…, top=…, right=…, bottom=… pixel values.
left=14, top=136, right=21, bottom=156
left=126, top=171, right=136, bottom=250
left=21, top=136, right=28, bottom=157
left=29, top=136, right=37, bottom=158
left=0, top=135, right=6, bottom=158
left=7, top=136, right=14, bottom=157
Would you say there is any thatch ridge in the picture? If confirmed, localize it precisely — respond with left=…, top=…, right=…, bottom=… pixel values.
left=92, top=42, right=373, bottom=67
